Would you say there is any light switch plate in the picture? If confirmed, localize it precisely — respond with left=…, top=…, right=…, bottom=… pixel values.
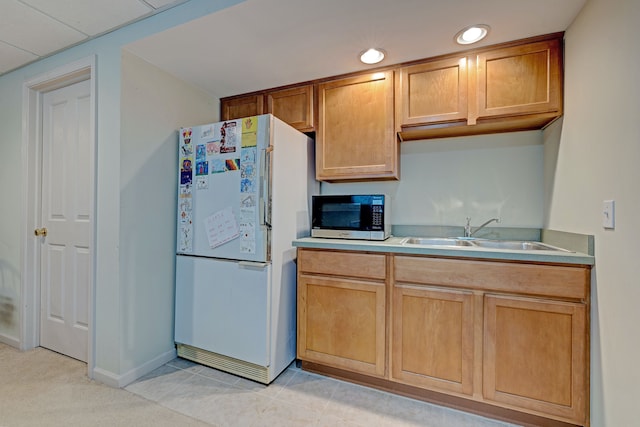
left=603, top=200, right=615, bottom=229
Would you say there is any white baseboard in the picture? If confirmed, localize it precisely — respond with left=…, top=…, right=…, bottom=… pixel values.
left=0, top=333, right=20, bottom=348
left=92, top=347, right=177, bottom=388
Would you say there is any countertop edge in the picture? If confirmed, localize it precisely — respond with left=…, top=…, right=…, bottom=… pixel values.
left=292, top=237, right=595, bottom=266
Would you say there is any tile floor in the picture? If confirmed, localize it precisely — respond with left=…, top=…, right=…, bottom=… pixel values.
left=125, top=358, right=520, bottom=427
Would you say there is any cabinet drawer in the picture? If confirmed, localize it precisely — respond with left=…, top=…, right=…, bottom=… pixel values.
left=298, top=249, right=386, bottom=280
left=394, top=256, right=589, bottom=300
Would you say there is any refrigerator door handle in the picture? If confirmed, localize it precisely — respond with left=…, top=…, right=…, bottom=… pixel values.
left=259, top=148, right=265, bottom=226
left=238, top=261, right=269, bottom=270
left=259, top=146, right=273, bottom=228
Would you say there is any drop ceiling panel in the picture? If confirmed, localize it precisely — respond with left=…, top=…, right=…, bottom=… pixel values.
left=21, top=0, right=153, bottom=36
left=0, top=40, right=38, bottom=74
left=0, top=0, right=86, bottom=55
left=125, top=0, right=586, bottom=99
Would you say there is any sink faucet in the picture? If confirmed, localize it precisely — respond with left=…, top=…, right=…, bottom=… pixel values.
left=464, top=217, right=500, bottom=237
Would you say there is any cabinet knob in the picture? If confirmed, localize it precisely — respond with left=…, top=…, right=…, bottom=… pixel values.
left=34, top=227, right=48, bottom=237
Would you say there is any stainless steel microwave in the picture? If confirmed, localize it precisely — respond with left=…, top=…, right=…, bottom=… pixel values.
left=311, top=194, right=390, bottom=240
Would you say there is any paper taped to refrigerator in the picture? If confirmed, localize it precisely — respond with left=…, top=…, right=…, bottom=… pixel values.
left=204, top=206, right=240, bottom=249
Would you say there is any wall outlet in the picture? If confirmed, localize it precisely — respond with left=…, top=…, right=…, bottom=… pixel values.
left=603, top=200, right=615, bottom=229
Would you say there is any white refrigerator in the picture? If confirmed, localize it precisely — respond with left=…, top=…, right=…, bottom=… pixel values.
left=174, top=114, right=317, bottom=384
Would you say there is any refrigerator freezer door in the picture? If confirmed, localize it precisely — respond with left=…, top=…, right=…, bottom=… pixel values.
left=175, top=255, right=271, bottom=366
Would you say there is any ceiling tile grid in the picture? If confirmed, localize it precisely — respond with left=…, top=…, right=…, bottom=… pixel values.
left=0, top=0, right=188, bottom=75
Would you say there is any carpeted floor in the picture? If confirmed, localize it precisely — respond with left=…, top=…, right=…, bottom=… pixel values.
left=0, top=343, right=211, bottom=427
left=1, top=343, right=520, bottom=427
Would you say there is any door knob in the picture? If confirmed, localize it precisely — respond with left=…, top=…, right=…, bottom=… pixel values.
left=34, top=227, right=47, bottom=237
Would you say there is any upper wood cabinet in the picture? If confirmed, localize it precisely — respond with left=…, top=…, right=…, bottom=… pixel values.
left=266, top=85, right=314, bottom=132
left=472, top=38, right=563, bottom=123
left=222, top=33, right=564, bottom=165
left=221, top=84, right=314, bottom=132
left=220, top=94, right=264, bottom=121
left=395, top=56, right=468, bottom=128
left=317, top=71, right=398, bottom=181
left=397, top=34, right=564, bottom=140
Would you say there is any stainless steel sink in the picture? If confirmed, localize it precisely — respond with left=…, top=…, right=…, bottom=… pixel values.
left=469, top=240, right=571, bottom=252
left=403, top=237, right=475, bottom=247
left=402, top=237, right=572, bottom=252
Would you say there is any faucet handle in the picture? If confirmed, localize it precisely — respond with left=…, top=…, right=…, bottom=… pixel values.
left=464, top=217, right=472, bottom=237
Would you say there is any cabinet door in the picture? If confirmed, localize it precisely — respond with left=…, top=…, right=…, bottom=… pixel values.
left=297, top=275, right=386, bottom=377
left=392, top=284, right=474, bottom=395
left=483, top=294, right=587, bottom=423
left=221, top=94, right=264, bottom=120
left=472, top=39, right=562, bottom=123
left=317, top=71, right=397, bottom=181
left=267, top=85, right=314, bottom=132
left=396, top=57, right=468, bottom=128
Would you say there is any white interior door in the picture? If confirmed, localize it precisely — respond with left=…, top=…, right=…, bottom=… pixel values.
left=38, top=79, right=91, bottom=362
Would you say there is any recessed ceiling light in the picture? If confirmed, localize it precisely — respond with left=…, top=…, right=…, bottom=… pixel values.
left=359, top=48, right=386, bottom=65
left=455, top=24, right=490, bottom=45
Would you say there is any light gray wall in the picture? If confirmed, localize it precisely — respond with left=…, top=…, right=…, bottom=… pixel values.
left=0, top=0, right=242, bottom=380
left=322, top=131, right=544, bottom=229
left=546, top=0, right=640, bottom=425
left=119, top=50, right=218, bottom=375
left=0, top=66, right=24, bottom=344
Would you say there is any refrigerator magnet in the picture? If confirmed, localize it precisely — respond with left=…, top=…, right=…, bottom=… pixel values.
left=240, top=177, right=256, bottom=193
left=196, top=144, right=206, bottom=160
left=179, top=225, right=192, bottom=252
left=179, top=183, right=192, bottom=197
left=196, top=176, right=208, bottom=190
left=195, top=161, right=208, bottom=176
left=200, top=126, right=213, bottom=139
left=179, top=209, right=192, bottom=223
left=180, top=143, right=193, bottom=156
left=180, top=170, right=192, bottom=185
left=220, top=121, right=238, bottom=153
left=211, top=158, right=225, bottom=174
left=242, top=116, right=257, bottom=133
left=241, top=194, right=256, bottom=208
left=241, top=131, right=257, bottom=148
left=225, top=158, right=239, bottom=171
left=241, top=146, right=256, bottom=164
left=206, top=141, right=220, bottom=156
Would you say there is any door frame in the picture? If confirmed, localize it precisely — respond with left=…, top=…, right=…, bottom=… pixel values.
left=21, top=56, right=97, bottom=377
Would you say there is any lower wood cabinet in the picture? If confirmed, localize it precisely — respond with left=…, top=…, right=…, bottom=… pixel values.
left=483, top=294, right=587, bottom=422
left=297, top=248, right=591, bottom=426
left=391, top=284, right=474, bottom=396
left=296, top=249, right=386, bottom=377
